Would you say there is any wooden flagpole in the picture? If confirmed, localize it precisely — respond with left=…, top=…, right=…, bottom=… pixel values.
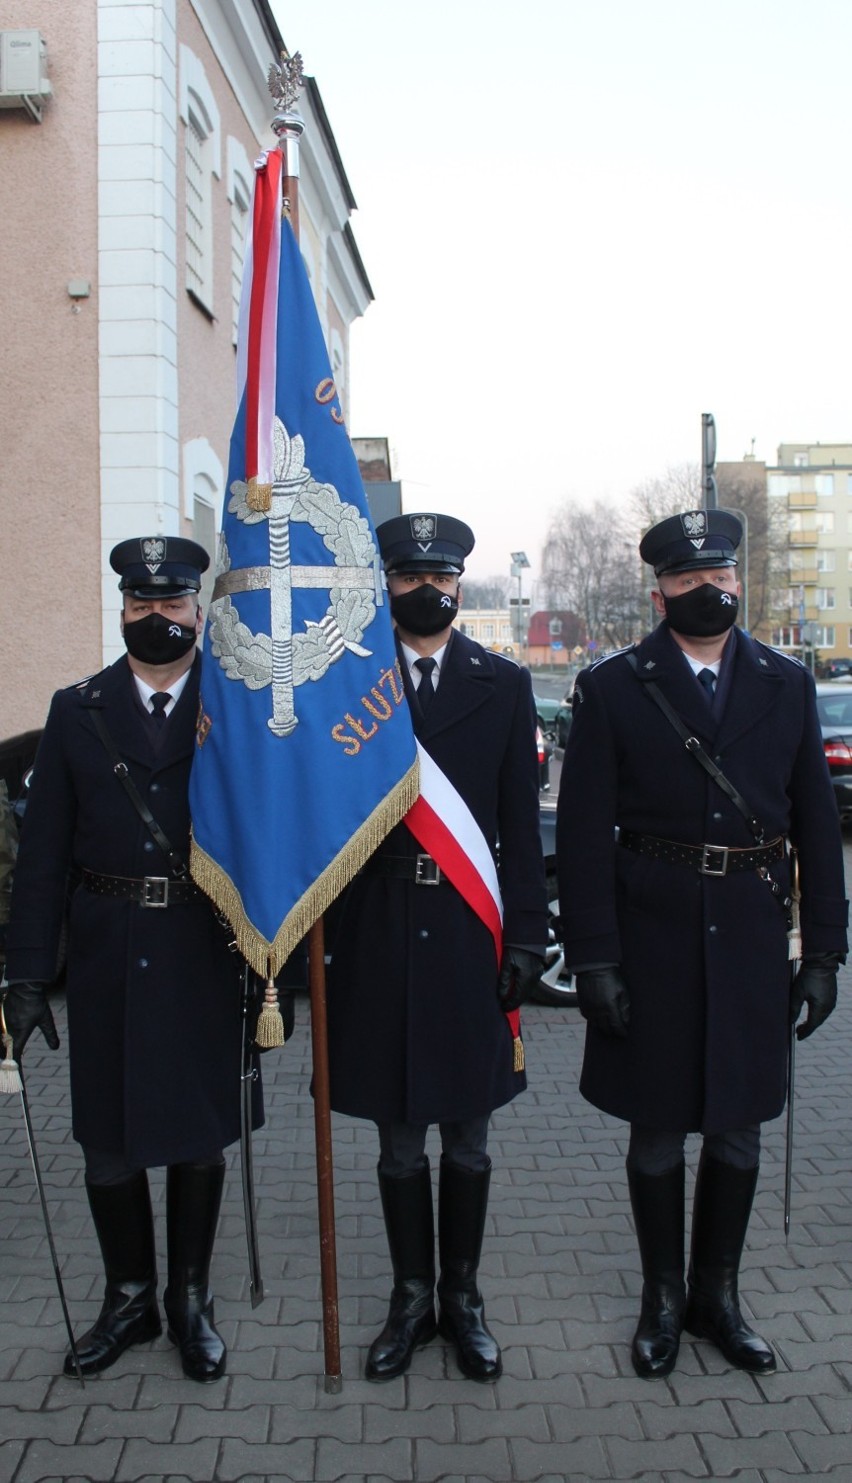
left=269, top=50, right=342, bottom=1393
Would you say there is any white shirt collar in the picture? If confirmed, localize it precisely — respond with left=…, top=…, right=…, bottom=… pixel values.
left=133, top=666, right=192, bottom=715
left=399, top=638, right=450, bottom=682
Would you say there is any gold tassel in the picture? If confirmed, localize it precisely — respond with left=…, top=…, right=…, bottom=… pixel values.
left=0, top=1031, right=23, bottom=1095
left=513, top=1036, right=525, bottom=1073
left=254, top=973, right=285, bottom=1049
left=246, top=479, right=272, bottom=513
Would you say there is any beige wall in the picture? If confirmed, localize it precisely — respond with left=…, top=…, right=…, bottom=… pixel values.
left=0, top=3, right=102, bottom=732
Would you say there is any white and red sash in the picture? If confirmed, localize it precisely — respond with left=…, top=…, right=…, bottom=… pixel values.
left=404, top=742, right=524, bottom=1066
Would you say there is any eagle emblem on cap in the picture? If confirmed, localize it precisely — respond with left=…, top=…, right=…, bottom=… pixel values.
left=142, top=537, right=166, bottom=572
left=411, top=515, right=437, bottom=541
left=681, top=512, right=707, bottom=538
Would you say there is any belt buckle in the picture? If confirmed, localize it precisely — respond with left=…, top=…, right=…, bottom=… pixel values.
left=142, top=876, right=169, bottom=907
left=700, top=844, right=729, bottom=877
left=414, top=853, right=441, bottom=885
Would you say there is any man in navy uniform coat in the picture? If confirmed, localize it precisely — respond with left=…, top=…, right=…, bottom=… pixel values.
left=557, top=509, right=847, bottom=1379
left=3, top=536, right=262, bottom=1383
left=327, top=512, right=548, bottom=1382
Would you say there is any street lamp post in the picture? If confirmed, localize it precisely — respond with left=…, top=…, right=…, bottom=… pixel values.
left=510, top=550, right=530, bottom=662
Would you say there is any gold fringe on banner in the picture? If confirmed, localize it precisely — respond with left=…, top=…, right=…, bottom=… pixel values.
left=513, top=1036, right=525, bottom=1074
left=190, top=758, right=420, bottom=978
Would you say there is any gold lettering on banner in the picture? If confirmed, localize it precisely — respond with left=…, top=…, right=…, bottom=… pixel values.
left=331, top=724, right=360, bottom=756
left=196, top=703, right=212, bottom=748
left=363, top=690, right=393, bottom=722
left=315, top=377, right=345, bottom=425
left=345, top=712, right=379, bottom=743
left=330, top=660, right=410, bottom=754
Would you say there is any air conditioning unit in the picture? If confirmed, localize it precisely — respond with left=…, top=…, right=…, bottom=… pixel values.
left=0, top=30, right=51, bottom=122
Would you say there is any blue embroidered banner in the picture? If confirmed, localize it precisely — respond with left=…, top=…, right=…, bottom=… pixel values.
left=190, top=188, right=417, bottom=974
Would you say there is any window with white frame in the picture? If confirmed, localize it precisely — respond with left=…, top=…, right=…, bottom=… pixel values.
left=815, top=511, right=835, bottom=533
left=815, top=625, right=835, bottom=647
left=227, top=137, right=252, bottom=347
left=815, top=473, right=835, bottom=496
left=179, top=49, right=221, bottom=318
left=816, top=549, right=836, bottom=572
left=185, top=106, right=214, bottom=311
left=816, top=588, right=836, bottom=610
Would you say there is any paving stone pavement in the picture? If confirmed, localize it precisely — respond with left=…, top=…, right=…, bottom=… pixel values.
left=2, top=937, right=852, bottom=1480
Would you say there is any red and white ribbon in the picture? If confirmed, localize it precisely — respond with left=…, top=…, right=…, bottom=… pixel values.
left=235, top=149, right=283, bottom=488
left=405, top=740, right=503, bottom=963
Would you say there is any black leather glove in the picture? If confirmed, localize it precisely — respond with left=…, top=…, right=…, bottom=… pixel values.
left=496, top=946, right=545, bottom=1012
left=2, top=982, right=60, bottom=1060
left=790, top=953, right=841, bottom=1040
left=575, top=965, right=630, bottom=1038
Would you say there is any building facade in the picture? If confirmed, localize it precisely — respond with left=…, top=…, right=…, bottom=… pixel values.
left=766, top=442, right=852, bottom=665
left=1, top=0, right=372, bottom=732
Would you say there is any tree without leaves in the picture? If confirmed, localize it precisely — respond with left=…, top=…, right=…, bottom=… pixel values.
left=461, top=575, right=513, bottom=609
left=540, top=500, right=644, bottom=651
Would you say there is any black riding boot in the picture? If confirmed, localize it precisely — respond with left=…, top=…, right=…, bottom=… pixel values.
left=365, top=1162, right=437, bottom=1381
left=64, top=1172, right=161, bottom=1376
left=163, top=1160, right=227, bottom=1383
left=627, top=1162, right=686, bottom=1379
left=437, top=1158, right=502, bottom=1382
left=683, top=1153, right=776, bottom=1373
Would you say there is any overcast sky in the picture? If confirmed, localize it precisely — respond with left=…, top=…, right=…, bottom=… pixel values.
left=271, top=0, right=852, bottom=586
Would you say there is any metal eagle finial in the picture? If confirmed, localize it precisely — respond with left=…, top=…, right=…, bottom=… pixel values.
left=268, top=50, right=304, bottom=114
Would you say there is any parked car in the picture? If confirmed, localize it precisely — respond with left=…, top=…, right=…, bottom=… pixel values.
left=534, top=693, right=573, bottom=748
left=531, top=797, right=574, bottom=1006
left=816, top=657, right=852, bottom=681
left=537, top=726, right=552, bottom=792
left=815, top=682, right=852, bottom=821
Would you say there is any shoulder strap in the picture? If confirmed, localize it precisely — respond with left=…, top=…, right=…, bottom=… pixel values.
left=89, top=710, right=188, bottom=878
left=624, top=652, right=765, bottom=844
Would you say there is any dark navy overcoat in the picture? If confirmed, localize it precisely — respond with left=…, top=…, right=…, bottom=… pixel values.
left=6, top=655, right=260, bottom=1166
left=326, top=629, right=548, bottom=1124
left=556, top=623, right=847, bottom=1134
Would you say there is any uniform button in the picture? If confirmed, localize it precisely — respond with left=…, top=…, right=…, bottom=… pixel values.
left=138, top=958, right=148, bottom=968
left=150, top=783, right=160, bottom=793
left=713, top=811, right=722, bottom=820
left=709, top=926, right=718, bottom=935
left=144, top=840, right=155, bottom=852
left=418, top=929, right=429, bottom=940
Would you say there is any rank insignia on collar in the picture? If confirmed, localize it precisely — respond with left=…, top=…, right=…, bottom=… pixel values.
left=470, top=657, right=481, bottom=665
left=759, top=657, right=768, bottom=666
left=644, top=660, right=656, bottom=670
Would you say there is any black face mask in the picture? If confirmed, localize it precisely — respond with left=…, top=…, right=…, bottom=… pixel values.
left=123, top=611, right=198, bottom=665
left=662, top=582, right=739, bottom=638
left=390, top=582, right=459, bottom=637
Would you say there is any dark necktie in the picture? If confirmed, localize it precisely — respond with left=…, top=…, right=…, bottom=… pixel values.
left=697, top=667, right=716, bottom=702
left=150, top=691, right=172, bottom=726
left=414, top=657, right=437, bottom=715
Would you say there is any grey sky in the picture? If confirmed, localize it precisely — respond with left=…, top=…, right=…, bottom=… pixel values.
left=272, top=0, right=852, bottom=585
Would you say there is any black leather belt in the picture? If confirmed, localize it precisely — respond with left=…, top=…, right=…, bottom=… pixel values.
left=362, top=853, right=445, bottom=885
left=618, top=830, right=785, bottom=877
left=82, top=869, right=202, bottom=907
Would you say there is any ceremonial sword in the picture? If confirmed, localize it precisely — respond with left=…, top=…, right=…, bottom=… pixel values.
left=240, top=967, right=264, bottom=1307
left=0, top=1014, right=84, bottom=1385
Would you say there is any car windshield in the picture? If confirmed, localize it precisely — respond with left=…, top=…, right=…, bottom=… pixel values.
left=817, top=695, right=852, bottom=727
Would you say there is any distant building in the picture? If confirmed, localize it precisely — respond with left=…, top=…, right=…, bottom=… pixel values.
left=526, top=610, right=584, bottom=669
left=765, top=442, right=852, bottom=664
left=1, top=1, right=372, bottom=731
left=457, top=608, right=515, bottom=655
left=352, top=436, right=402, bottom=527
